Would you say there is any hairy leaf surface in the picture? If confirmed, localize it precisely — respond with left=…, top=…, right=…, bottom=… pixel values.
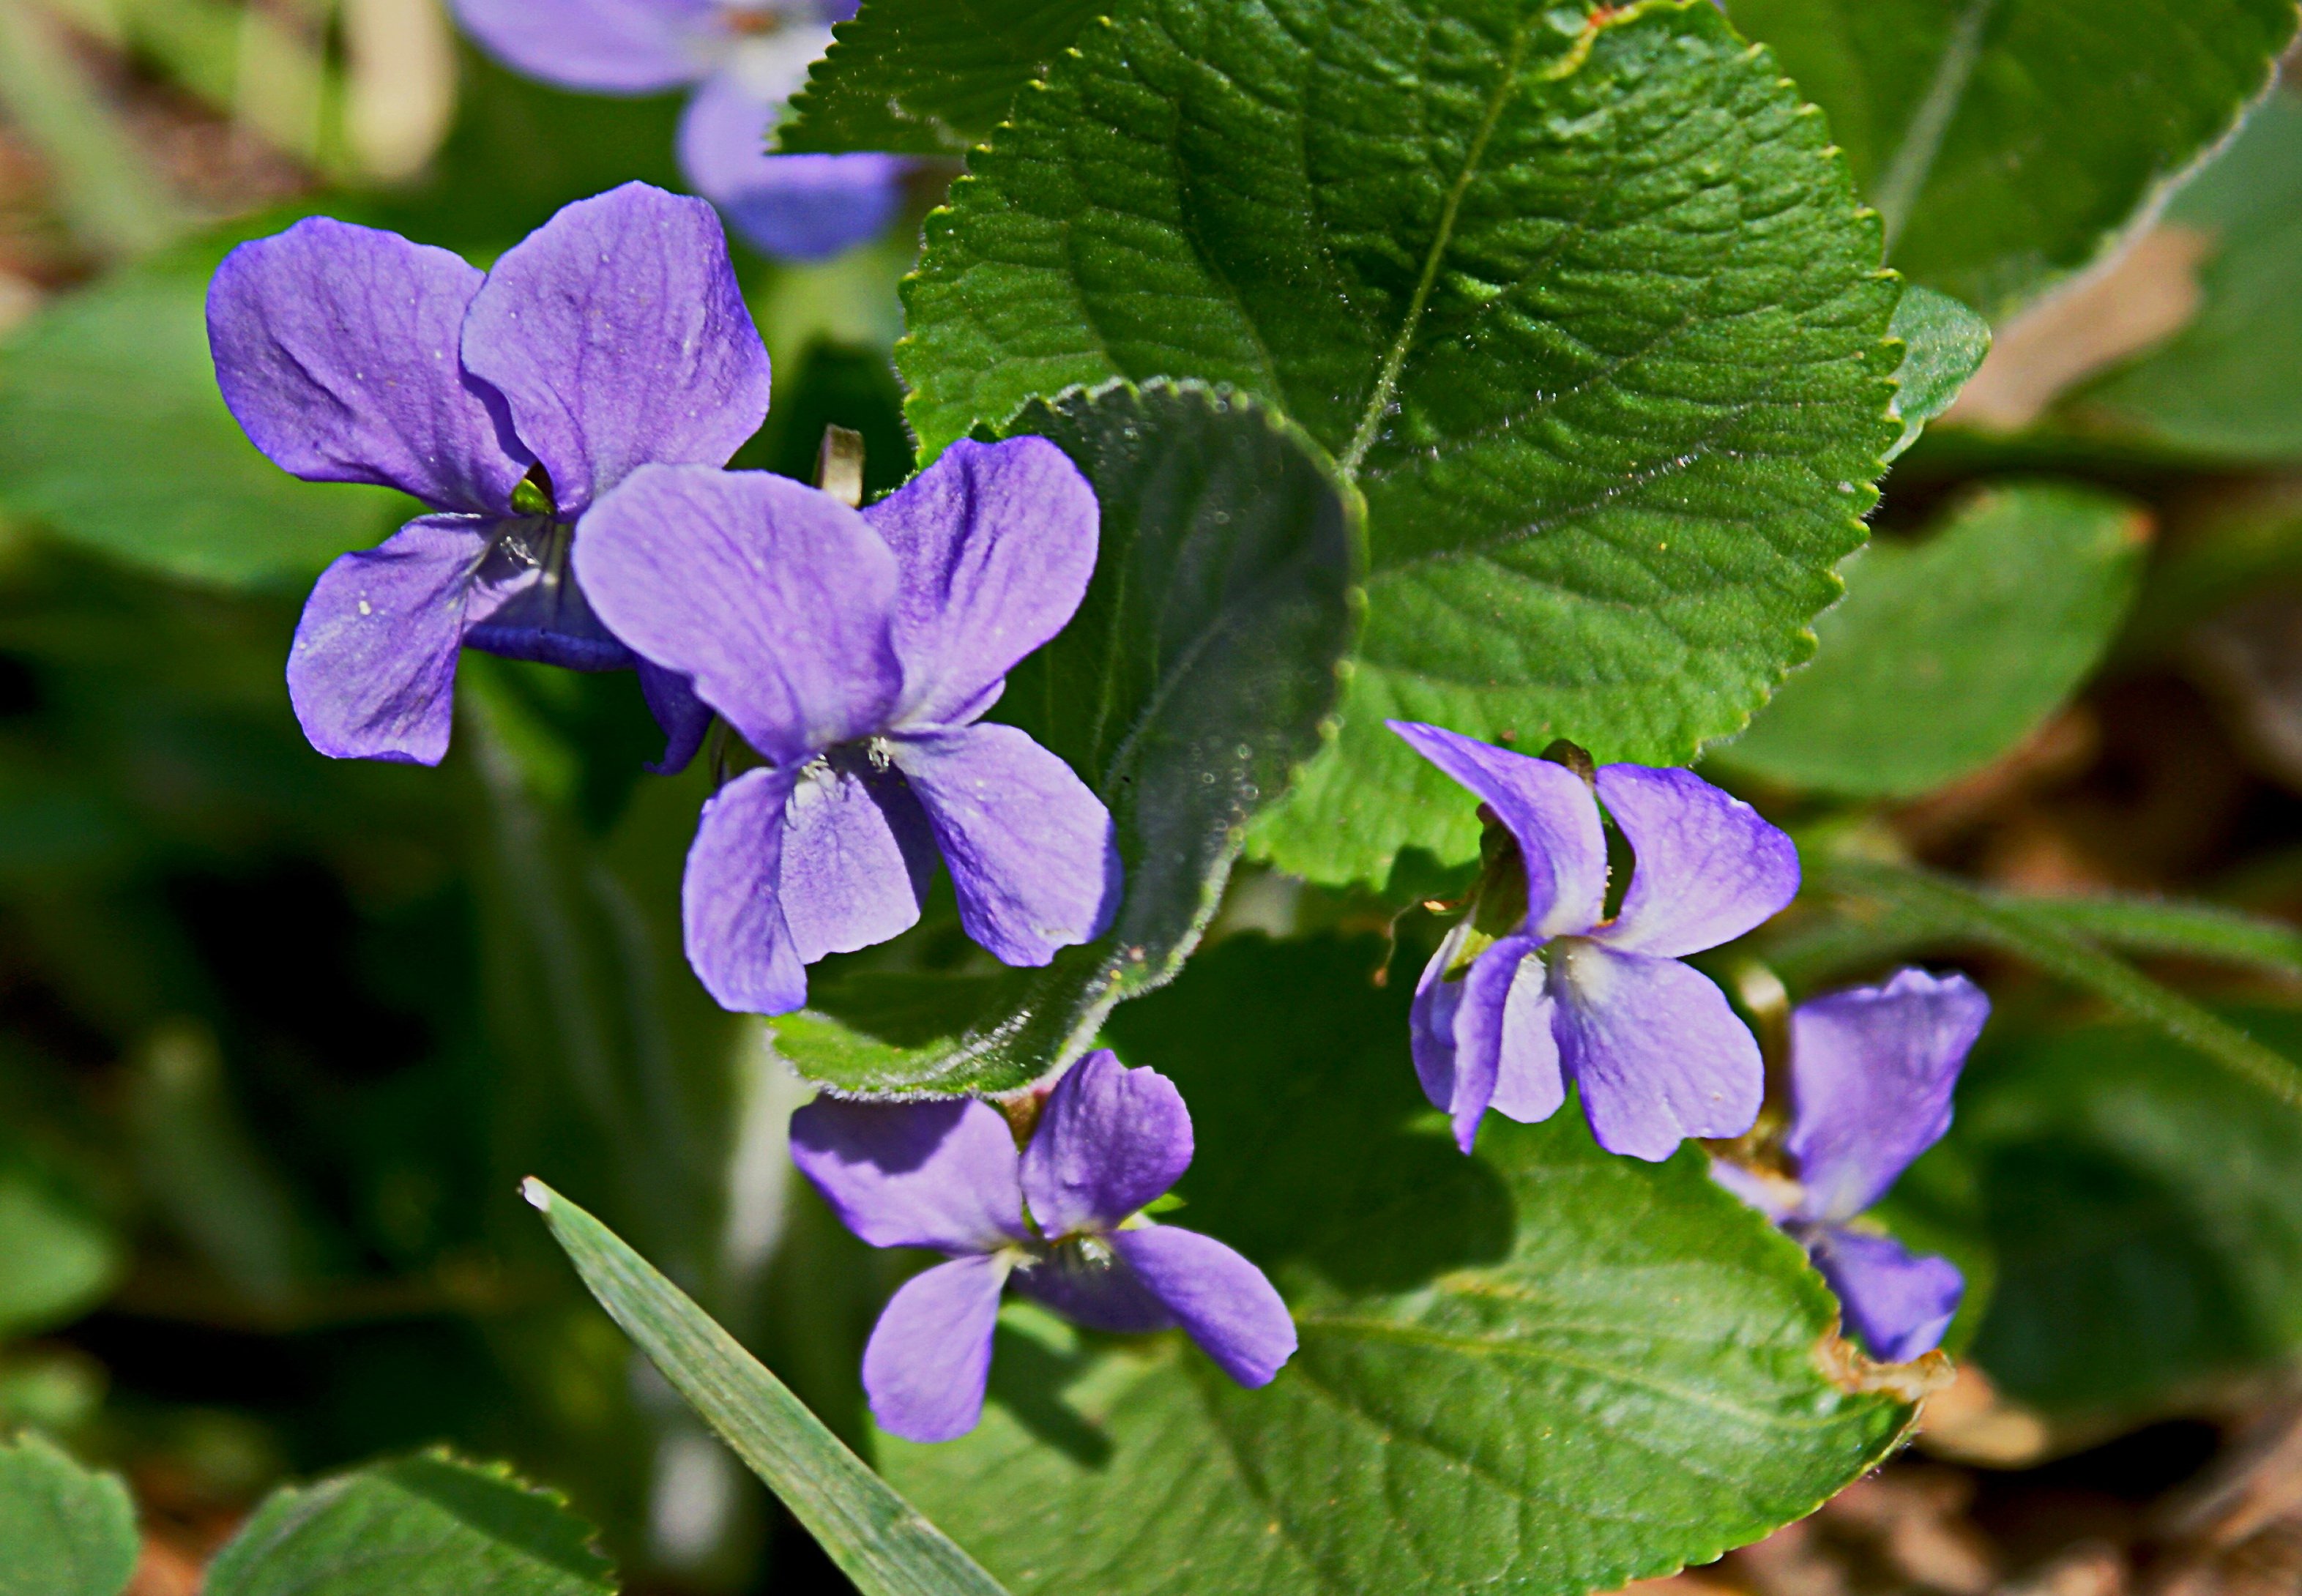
left=900, top=0, right=1900, bottom=885
left=882, top=936, right=1913, bottom=1595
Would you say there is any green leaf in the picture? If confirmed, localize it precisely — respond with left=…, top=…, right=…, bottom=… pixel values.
left=0, top=1143, right=121, bottom=1339
left=1710, top=482, right=2147, bottom=798
left=775, top=381, right=1360, bottom=1095
left=0, top=226, right=407, bottom=589
left=1953, top=1010, right=2302, bottom=1420
left=523, top=1179, right=1012, bottom=1596
left=1884, top=286, right=1990, bottom=460
left=2074, top=91, right=2302, bottom=461
left=778, top=0, right=1102, bottom=156
left=204, top=1451, right=617, bottom=1596
left=1806, top=858, right=2302, bottom=1108
left=0, top=1432, right=137, bottom=1596
left=882, top=934, right=1914, bottom=1596
left=899, top=0, right=1900, bottom=886
left=1724, top=0, right=2298, bottom=319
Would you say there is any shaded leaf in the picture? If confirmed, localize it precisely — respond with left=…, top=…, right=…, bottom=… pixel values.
left=899, top=0, right=1900, bottom=886
left=778, top=0, right=1101, bottom=156
left=204, top=1450, right=617, bottom=1596
left=883, top=934, right=1915, bottom=1596
left=1885, top=286, right=1991, bottom=460
left=0, top=1142, right=120, bottom=1339
left=1724, top=0, right=2298, bottom=318
left=775, top=381, right=1359, bottom=1095
left=524, top=1179, right=1011, bottom=1596
left=1712, top=482, right=2147, bottom=798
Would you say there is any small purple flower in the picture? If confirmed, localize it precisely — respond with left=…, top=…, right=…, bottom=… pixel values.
left=1391, top=722, right=1800, bottom=1160
left=573, top=436, right=1122, bottom=1013
left=208, top=182, right=770, bottom=769
left=450, top=0, right=908, bottom=261
left=791, top=1050, right=1297, bottom=1442
left=1713, top=969, right=1990, bottom=1362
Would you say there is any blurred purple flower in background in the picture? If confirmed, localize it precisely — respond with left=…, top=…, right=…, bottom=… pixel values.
left=450, top=0, right=909, bottom=261
left=207, top=182, right=767, bottom=768
left=576, top=436, right=1121, bottom=1015
left=791, top=1050, right=1297, bottom=1442
left=1713, top=969, right=1991, bottom=1362
left=1392, top=722, right=1800, bottom=1160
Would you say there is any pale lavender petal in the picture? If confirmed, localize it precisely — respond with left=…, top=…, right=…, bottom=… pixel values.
left=450, top=0, right=715, bottom=92
left=776, top=754, right=935, bottom=964
left=863, top=1253, right=1012, bottom=1443
left=863, top=437, right=1100, bottom=727
left=1483, top=950, right=1567, bottom=1128
left=1591, top=765, right=1799, bottom=958
left=462, top=183, right=771, bottom=516
left=1807, top=1226, right=1963, bottom=1363
left=575, top=465, right=902, bottom=766
left=1022, top=1050, right=1191, bottom=1237
left=463, top=521, right=633, bottom=671
left=1434, top=935, right=1557, bottom=1153
left=1786, top=969, right=1990, bottom=1224
left=1387, top=723, right=1607, bottom=937
left=679, top=68, right=909, bottom=262
left=1409, top=923, right=1473, bottom=1116
left=1552, top=941, right=1763, bottom=1160
left=208, top=219, right=524, bottom=514
left=789, top=1094, right=1027, bottom=1253
left=682, top=765, right=808, bottom=1014
left=1708, top=1157, right=1800, bottom=1223
left=1110, top=1227, right=1297, bottom=1387
left=638, top=661, right=712, bottom=774
left=887, top=723, right=1119, bottom=966
left=1013, top=1240, right=1174, bottom=1332
left=287, top=515, right=491, bottom=765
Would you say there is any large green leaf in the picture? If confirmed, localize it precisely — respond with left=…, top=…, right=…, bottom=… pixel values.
left=1955, top=1011, right=2302, bottom=1421
left=525, top=1179, right=1012, bottom=1596
left=1710, top=482, right=2147, bottom=798
left=778, top=0, right=1102, bottom=156
left=1724, top=0, right=2298, bottom=318
left=775, top=382, right=1360, bottom=1095
left=900, top=0, right=1900, bottom=887
left=882, top=935, right=1914, bottom=1596
left=0, top=1432, right=137, bottom=1596
left=2075, top=91, right=2302, bottom=461
left=0, top=228, right=407, bottom=589
left=204, top=1451, right=617, bottom=1596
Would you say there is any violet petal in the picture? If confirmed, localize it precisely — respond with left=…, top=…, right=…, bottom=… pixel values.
left=1444, top=934, right=1556, bottom=1153
left=681, top=765, right=808, bottom=1014
left=1551, top=941, right=1763, bottom=1160
left=207, top=219, right=524, bottom=514
left=887, top=723, right=1119, bottom=966
left=1590, top=765, right=1799, bottom=958
left=863, top=436, right=1100, bottom=728
left=449, top=0, right=715, bottom=92
left=1786, top=969, right=1989, bottom=1224
left=1013, top=1240, right=1176, bottom=1333
left=776, top=754, right=936, bottom=965
left=461, top=183, right=770, bottom=516
left=1386, top=723, right=1608, bottom=937
left=1708, top=1158, right=1800, bottom=1223
left=679, top=69, right=909, bottom=262
left=1484, top=948, right=1568, bottom=1129
left=637, top=661, right=713, bottom=775
left=462, top=520, right=634, bottom=671
left=1808, top=1226, right=1964, bottom=1364
left=1021, top=1050, right=1192, bottom=1237
left=863, top=1253, right=1013, bottom=1444
left=287, top=515, right=491, bottom=766
left=1408, top=924, right=1472, bottom=1117
left=789, top=1095, right=1027, bottom=1253
left=1109, top=1227, right=1297, bottom=1388
left=575, top=465, right=903, bottom=767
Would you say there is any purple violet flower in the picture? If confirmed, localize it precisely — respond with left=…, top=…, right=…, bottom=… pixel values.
left=790, top=1050, right=1297, bottom=1442
left=1713, top=969, right=1990, bottom=1362
left=208, top=182, right=770, bottom=770
left=1391, top=721, right=1800, bottom=1160
left=450, top=0, right=908, bottom=261
left=573, top=436, right=1122, bottom=1014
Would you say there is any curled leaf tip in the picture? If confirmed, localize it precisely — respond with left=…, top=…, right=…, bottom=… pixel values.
left=521, top=1177, right=552, bottom=1212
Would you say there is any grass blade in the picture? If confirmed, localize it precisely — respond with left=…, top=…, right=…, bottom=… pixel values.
left=522, top=1179, right=1009, bottom=1596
